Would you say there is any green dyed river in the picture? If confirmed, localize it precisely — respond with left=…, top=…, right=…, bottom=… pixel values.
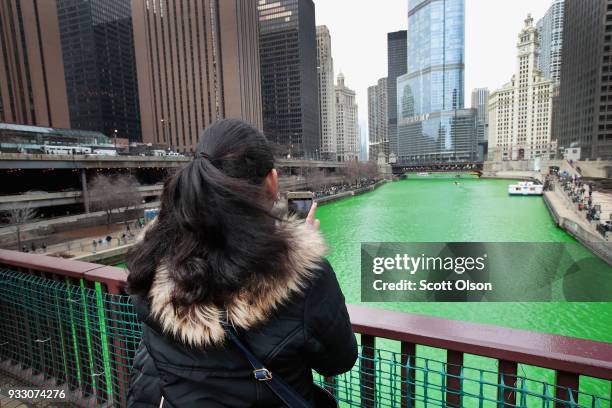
left=117, top=176, right=611, bottom=404
left=316, top=176, right=611, bottom=404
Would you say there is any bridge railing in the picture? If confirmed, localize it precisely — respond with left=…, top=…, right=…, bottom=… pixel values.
left=0, top=249, right=610, bottom=408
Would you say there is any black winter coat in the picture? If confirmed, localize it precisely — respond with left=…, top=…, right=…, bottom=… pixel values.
left=127, top=220, right=357, bottom=407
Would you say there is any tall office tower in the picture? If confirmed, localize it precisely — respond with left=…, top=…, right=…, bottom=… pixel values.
left=335, top=73, right=359, bottom=162
left=397, top=0, right=477, bottom=164
left=554, top=0, right=612, bottom=160
left=56, top=0, right=141, bottom=141
left=132, top=0, right=262, bottom=152
left=536, top=0, right=564, bottom=82
left=359, top=124, right=368, bottom=161
left=316, top=25, right=336, bottom=160
left=0, top=1, right=70, bottom=127
left=258, top=0, right=320, bottom=158
left=488, top=16, right=555, bottom=161
left=368, top=78, right=388, bottom=161
left=386, top=30, right=407, bottom=160
left=471, top=88, right=489, bottom=142
left=367, top=85, right=377, bottom=160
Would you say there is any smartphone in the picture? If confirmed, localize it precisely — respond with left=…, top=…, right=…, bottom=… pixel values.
left=287, top=191, right=314, bottom=219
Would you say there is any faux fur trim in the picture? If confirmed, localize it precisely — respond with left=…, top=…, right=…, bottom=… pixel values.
left=147, top=217, right=327, bottom=348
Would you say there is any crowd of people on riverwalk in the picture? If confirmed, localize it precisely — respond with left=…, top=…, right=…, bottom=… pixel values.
left=90, top=219, right=145, bottom=253
left=557, top=173, right=612, bottom=237
left=18, top=218, right=147, bottom=255
left=313, top=178, right=380, bottom=199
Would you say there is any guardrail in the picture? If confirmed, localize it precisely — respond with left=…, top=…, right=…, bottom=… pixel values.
left=0, top=250, right=611, bottom=407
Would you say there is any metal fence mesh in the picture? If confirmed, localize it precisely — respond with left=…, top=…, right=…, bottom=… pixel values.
left=0, top=268, right=610, bottom=408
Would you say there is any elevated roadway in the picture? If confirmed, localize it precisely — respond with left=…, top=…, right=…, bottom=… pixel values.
left=0, top=153, right=348, bottom=170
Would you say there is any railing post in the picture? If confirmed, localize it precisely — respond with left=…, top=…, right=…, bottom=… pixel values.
left=555, top=371, right=579, bottom=408
left=361, top=334, right=376, bottom=408
left=446, top=350, right=463, bottom=408
left=401, top=342, right=416, bottom=408
left=498, top=359, right=517, bottom=406
left=323, top=376, right=336, bottom=396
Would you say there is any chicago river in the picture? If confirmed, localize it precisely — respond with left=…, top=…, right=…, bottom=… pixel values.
left=318, top=175, right=612, bottom=399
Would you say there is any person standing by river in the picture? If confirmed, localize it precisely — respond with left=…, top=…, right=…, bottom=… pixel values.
left=126, top=119, right=357, bottom=407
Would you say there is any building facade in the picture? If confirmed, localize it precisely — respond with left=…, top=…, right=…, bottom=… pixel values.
left=335, top=73, right=359, bottom=162
left=397, top=0, right=476, bottom=164
left=258, top=0, right=320, bottom=159
left=386, top=30, right=407, bottom=160
left=56, top=0, right=141, bottom=141
left=132, top=0, right=262, bottom=152
left=316, top=25, right=335, bottom=160
left=0, top=0, right=70, bottom=128
left=536, top=0, right=564, bottom=82
left=368, top=78, right=388, bottom=161
left=471, top=88, right=489, bottom=143
left=553, top=0, right=612, bottom=160
left=488, top=16, right=555, bottom=161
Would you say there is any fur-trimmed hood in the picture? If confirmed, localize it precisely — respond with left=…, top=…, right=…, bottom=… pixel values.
left=145, top=218, right=327, bottom=348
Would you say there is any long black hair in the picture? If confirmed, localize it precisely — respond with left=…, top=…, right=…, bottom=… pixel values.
left=126, top=119, right=290, bottom=308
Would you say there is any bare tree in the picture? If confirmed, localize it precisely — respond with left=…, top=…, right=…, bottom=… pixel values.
left=89, top=174, right=142, bottom=225
left=362, top=160, right=380, bottom=180
left=305, top=168, right=327, bottom=191
left=340, top=160, right=360, bottom=186
left=1, top=203, right=37, bottom=250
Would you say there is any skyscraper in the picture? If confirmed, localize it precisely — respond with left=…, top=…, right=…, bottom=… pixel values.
left=316, top=25, right=336, bottom=160
left=386, top=30, right=407, bottom=160
left=537, top=0, right=564, bottom=82
left=0, top=0, right=70, bottom=128
left=258, top=0, right=320, bottom=158
left=132, top=0, right=262, bottom=152
left=488, top=16, right=555, bottom=161
left=335, top=73, right=359, bottom=162
left=56, top=0, right=141, bottom=141
left=471, top=88, right=489, bottom=143
left=396, top=0, right=476, bottom=164
left=554, top=0, right=612, bottom=160
left=368, top=78, right=388, bottom=161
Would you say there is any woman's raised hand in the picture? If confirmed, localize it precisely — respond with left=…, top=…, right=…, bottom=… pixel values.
left=305, top=202, right=320, bottom=230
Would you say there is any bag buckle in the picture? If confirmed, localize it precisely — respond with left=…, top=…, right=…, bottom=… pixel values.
left=253, top=368, right=273, bottom=381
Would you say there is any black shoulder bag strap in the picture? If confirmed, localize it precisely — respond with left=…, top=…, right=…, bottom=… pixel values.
left=223, top=323, right=311, bottom=408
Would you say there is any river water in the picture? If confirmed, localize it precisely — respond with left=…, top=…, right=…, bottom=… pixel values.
left=317, top=175, right=611, bottom=403
left=116, top=176, right=611, bottom=403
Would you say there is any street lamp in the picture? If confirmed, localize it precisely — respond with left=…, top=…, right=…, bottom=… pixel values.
left=113, top=129, right=118, bottom=149
left=160, top=118, right=168, bottom=146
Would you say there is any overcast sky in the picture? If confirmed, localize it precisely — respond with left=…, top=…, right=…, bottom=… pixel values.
left=314, top=0, right=553, bottom=142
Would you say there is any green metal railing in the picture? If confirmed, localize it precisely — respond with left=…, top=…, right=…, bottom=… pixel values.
left=0, top=254, right=611, bottom=407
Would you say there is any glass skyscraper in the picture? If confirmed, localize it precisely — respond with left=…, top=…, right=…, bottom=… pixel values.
left=537, top=0, right=564, bottom=83
left=258, top=0, right=320, bottom=159
left=56, top=0, right=141, bottom=141
left=397, top=0, right=476, bottom=164
left=387, top=30, right=407, bottom=160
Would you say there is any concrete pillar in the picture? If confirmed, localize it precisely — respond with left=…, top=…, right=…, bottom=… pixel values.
left=81, top=169, right=90, bottom=213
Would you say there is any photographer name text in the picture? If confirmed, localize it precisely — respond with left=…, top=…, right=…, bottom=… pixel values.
left=370, top=254, right=493, bottom=292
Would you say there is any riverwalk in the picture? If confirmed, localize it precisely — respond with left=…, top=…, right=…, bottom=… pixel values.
left=544, top=185, right=612, bottom=265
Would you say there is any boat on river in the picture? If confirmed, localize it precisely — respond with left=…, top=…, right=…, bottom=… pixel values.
left=508, top=181, right=543, bottom=196
left=417, top=172, right=429, bottom=176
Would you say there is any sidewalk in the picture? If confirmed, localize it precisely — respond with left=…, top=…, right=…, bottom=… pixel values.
left=0, top=202, right=159, bottom=238
left=544, top=185, right=612, bottom=264
left=547, top=185, right=599, bottom=233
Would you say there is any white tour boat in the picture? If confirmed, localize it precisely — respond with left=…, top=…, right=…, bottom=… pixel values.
left=508, top=181, right=543, bottom=196
left=417, top=172, right=429, bottom=176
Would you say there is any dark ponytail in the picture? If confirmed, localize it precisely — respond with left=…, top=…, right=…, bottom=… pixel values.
left=126, top=119, right=290, bottom=307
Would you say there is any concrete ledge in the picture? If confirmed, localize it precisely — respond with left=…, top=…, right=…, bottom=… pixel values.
left=543, top=193, right=612, bottom=265
left=317, top=180, right=387, bottom=206
left=72, top=244, right=132, bottom=265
